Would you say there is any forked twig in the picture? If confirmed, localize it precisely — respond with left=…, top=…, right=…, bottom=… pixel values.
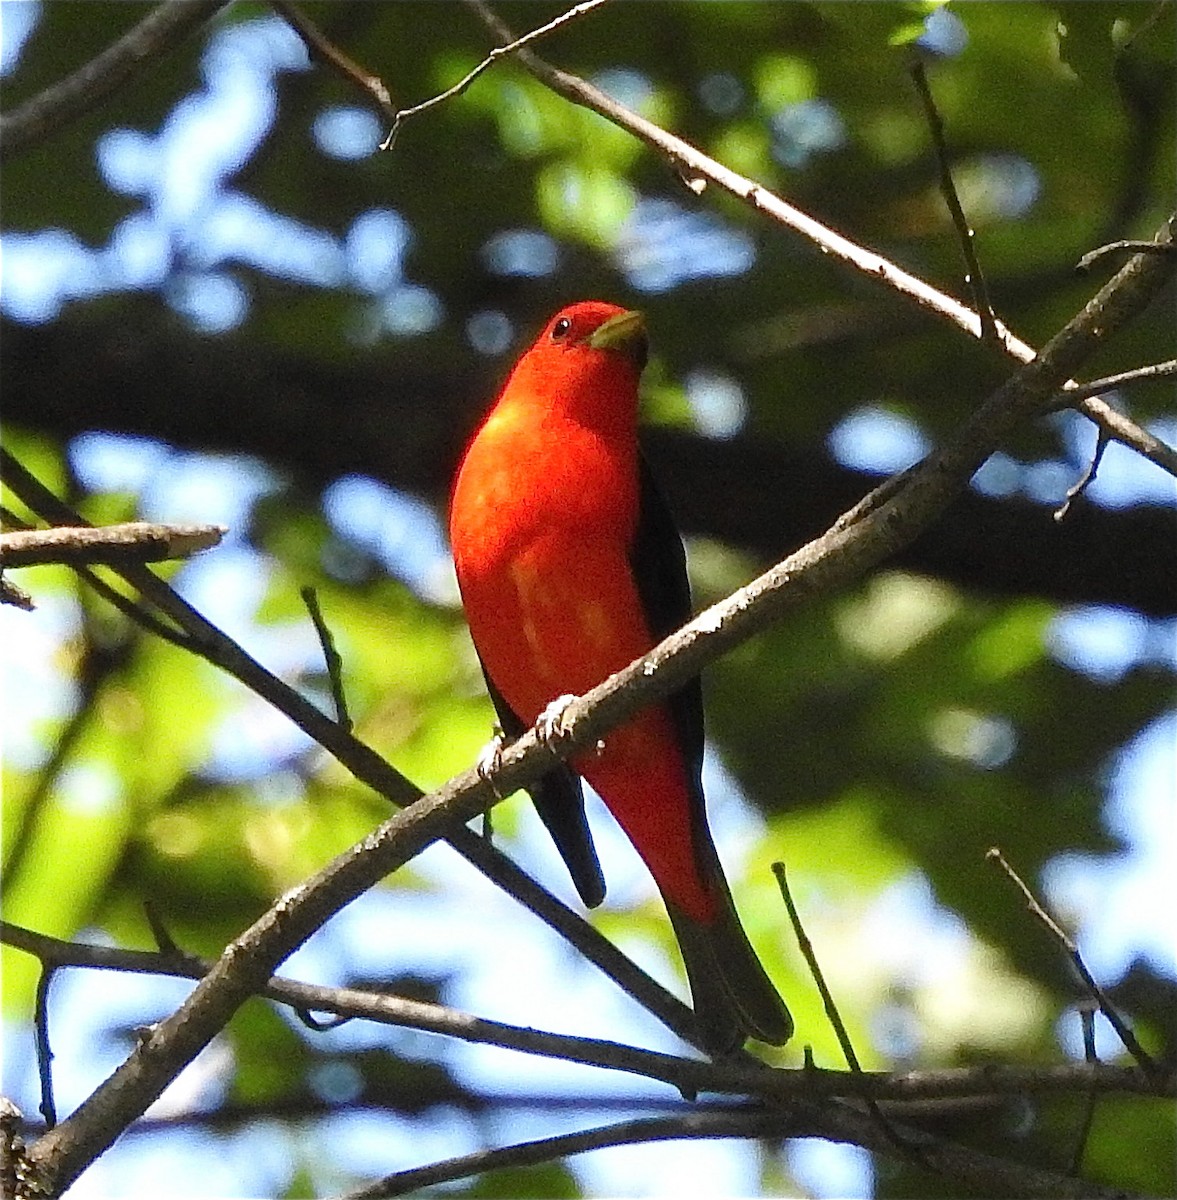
left=381, top=0, right=612, bottom=150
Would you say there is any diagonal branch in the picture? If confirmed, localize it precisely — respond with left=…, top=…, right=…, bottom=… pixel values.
left=17, top=208, right=1177, bottom=1197
left=0, top=1, right=229, bottom=162
left=270, top=1, right=396, bottom=120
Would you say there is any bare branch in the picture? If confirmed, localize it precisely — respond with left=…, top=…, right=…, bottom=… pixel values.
left=33, top=970, right=57, bottom=1129
left=344, top=1102, right=1140, bottom=1200
left=0, top=1, right=229, bottom=162
left=1056, top=358, right=1177, bottom=404
left=0, top=522, right=226, bottom=568
left=1053, top=432, right=1109, bottom=522
left=1078, top=238, right=1177, bottom=271
left=300, top=585, right=351, bottom=730
left=4, top=919, right=1169, bottom=1110
left=0, top=576, right=34, bottom=610
left=270, top=1, right=396, bottom=121
left=773, top=861, right=912, bottom=1161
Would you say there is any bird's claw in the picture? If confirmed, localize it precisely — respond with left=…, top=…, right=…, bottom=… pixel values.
left=476, top=726, right=506, bottom=799
left=536, top=693, right=577, bottom=744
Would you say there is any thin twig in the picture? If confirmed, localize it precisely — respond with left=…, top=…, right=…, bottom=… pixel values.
left=772, top=863, right=915, bottom=1163
left=772, top=864, right=858, bottom=1072
left=908, top=56, right=998, bottom=345
left=342, top=1097, right=1140, bottom=1200
left=142, top=900, right=202, bottom=972
left=1053, top=358, right=1177, bottom=405
left=1069, top=1002, right=1100, bottom=1176
left=270, top=1, right=396, bottom=120
left=342, top=1108, right=786, bottom=1199
left=0, top=1, right=229, bottom=161
left=380, top=0, right=612, bottom=150
left=0, top=522, right=226, bottom=567
left=987, top=848, right=1158, bottom=1077
left=1073, top=395, right=1177, bottom=477
left=33, top=969, right=57, bottom=1129
left=0, top=575, right=34, bottom=609
left=1077, top=239, right=1177, bottom=271
left=300, top=585, right=351, bottom=730
left=1054, top=432, right=1109, bottom=522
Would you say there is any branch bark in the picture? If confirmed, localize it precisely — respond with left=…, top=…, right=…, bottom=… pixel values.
left=0, top=522, right=226, bottom=567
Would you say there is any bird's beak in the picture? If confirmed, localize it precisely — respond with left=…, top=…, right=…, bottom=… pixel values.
left=587, top=309, right=648, bottom=368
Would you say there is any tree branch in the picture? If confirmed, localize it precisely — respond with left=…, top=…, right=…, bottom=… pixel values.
left=0, top=522, right=226, bottom=567
left=908, top=55, right=998, bottom=345
left=987, top=849, right=1159, bottom=1076
left=15, top=205, right=1176, bottom=1195
left=0, top=0, right=229, bottom=162
left=344, top=1103, right=1138, bottom=1200
left=269, top=0, right=396, bottom=121
left=1055, top=358, right=1177, bottom=405
left=380, top=0, right=611, bottom=149
left=7, top=922, right=1166, bottom=1112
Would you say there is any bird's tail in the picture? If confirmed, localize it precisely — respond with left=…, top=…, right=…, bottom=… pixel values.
left=665, top=842, right=793, bottom=1055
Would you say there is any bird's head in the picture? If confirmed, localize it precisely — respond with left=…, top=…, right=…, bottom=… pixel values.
left=503, top=301, right=648, bottom=432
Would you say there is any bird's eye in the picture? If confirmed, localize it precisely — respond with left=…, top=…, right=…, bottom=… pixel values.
left=550, top=316, right=573, bottom=341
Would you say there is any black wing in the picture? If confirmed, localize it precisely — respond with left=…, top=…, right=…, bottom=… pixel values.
left=480, top=663, right=607, bottom=909
left=630, top=453, right=705, bottom=790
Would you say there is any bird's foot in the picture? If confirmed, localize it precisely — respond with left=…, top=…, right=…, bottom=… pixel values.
left=536, top=693, right=577, bottom=744
left=476, top=726, right=506, bottom=799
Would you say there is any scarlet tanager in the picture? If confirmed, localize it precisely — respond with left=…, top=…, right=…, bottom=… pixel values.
left=449, top=301, right=793, bottom=1053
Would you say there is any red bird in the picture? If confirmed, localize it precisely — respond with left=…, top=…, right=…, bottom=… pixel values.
left=449, top=301, right=792, bottom=1053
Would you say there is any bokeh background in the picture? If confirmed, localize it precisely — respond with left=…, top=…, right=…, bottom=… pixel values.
left=2, top=2, right=1174, bottom=1196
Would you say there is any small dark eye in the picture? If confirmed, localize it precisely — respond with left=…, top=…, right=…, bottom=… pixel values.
left=550, top=316, right=573, bottom=341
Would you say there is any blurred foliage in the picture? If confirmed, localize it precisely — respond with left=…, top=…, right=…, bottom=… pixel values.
left=1, top=2, right=1174, bottom=1198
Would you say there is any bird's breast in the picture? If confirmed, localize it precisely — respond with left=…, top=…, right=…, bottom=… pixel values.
left=450, top=413, right=646, bottom=717
left=452, top=414, right=638, bottom=578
